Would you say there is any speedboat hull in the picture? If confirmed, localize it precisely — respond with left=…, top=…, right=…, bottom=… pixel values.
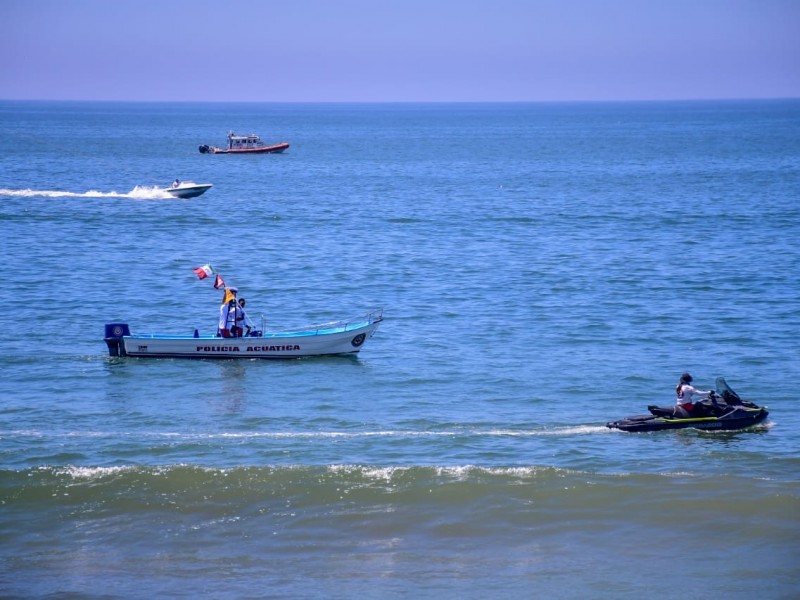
left=104, top=311, right=382, bottom=359
left=165, top=183, right=213, bottom=198
left=607, top=405, right=768, bottom=432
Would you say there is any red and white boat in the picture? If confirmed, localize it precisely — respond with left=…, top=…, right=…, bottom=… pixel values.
left=199, top=131, right=289, bottom=155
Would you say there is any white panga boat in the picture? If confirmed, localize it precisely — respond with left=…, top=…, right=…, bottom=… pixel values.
left=104, top=310, right=383, bottom=359
left=164, top=181, right=213, bottom=198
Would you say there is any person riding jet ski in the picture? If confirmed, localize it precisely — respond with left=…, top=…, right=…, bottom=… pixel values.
left=607, top=376, right=768, bottom=432
left=673, top=372, right=714, bottom=417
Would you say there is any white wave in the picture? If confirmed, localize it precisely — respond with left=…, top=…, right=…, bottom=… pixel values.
left=33, top=463, right=584, bottom=482
left=328, top=464, right=568, bottom=481
left=0, top=186, right=174, bottom=199
left=51, top=465, right=133, bottom=479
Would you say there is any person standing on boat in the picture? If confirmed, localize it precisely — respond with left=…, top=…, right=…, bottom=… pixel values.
left=218, top=287, right=241, bottom=337
left=674, top=372, right=713, bottom=417
left=237, top=298, right=255, bottom=336
left=172, top=178, right=181, bottom=188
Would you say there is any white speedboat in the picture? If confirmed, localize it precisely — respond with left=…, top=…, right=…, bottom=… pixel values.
left=164, top=181, right=213, bottom=198
left=104, top=310, right=383, bottom=359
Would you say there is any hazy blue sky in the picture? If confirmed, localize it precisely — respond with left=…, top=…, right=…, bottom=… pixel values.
left=1, top=0, right=798, bottom=102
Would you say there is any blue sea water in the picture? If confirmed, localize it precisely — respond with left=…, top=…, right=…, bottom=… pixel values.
left=1, top=100, right=799, bottom=598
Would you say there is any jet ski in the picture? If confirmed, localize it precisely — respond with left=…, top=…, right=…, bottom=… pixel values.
left=607, top=377, right=768, bottom=432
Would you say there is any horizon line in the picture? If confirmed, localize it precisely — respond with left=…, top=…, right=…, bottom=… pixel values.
left=1, top=96, right=799, bottom=105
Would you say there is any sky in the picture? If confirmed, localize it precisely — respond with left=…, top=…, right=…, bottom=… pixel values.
left=1, top=0, right=798, bottom=102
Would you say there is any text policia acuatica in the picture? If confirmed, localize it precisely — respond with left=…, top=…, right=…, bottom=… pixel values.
left=195, top=344, right=302, bottom=352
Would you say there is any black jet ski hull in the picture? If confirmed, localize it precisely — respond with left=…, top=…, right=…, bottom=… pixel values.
left=607, top=406, right=768, bottom=432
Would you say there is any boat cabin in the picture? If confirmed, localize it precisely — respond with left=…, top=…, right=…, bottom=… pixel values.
left=227, top=132, right=265, bottom=150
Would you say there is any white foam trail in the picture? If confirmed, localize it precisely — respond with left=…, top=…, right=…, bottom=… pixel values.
left=10, top=427, right=611, bottom=440
left=0, top=186, right=174, bottom=199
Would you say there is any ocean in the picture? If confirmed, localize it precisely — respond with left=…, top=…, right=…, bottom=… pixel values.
left=0, top=100, right=798, bottom=598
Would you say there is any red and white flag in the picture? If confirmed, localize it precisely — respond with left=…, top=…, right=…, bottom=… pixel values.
left=193, top=264, right=214, bottom=279
left=213, top=274, right=225, bottom=289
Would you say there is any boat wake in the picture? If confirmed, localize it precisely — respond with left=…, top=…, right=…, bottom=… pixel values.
left=8, top=425, right=611, bottom=442
left=0, top=186, right=174, bottom=199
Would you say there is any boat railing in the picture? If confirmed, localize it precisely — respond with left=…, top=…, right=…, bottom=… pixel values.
left=307, top=308, right=384, bottom=334
left=118, top=309, right=382, bottom=340
left=267, top=308, right=383, bottom=335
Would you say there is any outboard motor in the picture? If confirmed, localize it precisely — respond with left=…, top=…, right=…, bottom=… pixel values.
left=199, top=144, right=210, bottom=154
left=104, top=323, right=130, bottom=356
